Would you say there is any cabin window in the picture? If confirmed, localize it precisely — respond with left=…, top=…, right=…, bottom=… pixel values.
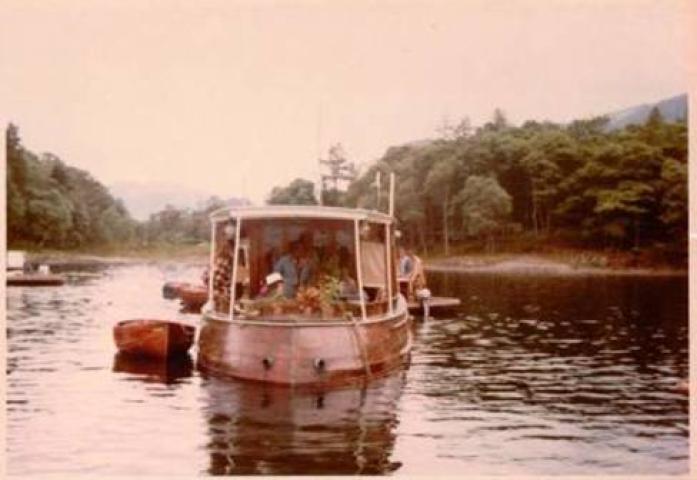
left=210, top=216, right=397, bottom=321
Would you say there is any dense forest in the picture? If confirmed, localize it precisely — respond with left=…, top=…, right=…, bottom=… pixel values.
left=5, top=123, right=236, bottom=250
left=5, top=106, right=688, bottom=264
left=6, top=124, right=137, bottom=249
left=271, top=109, right=688, bottom=263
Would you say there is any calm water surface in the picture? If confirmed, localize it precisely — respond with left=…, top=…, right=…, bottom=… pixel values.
left=5, top=263, right=689, bottom=475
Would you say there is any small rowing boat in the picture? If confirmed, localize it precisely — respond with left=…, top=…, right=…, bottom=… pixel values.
left=178, top=285, right=208, bottom=312
left=162, top=281, right=192, bottom=299
left=113, top=319, right=196, bottom=359
left=6, top=272, right=66, bottom=286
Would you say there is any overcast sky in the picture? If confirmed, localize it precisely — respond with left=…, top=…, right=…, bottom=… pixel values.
left=1, top=0, right=692, bottom=205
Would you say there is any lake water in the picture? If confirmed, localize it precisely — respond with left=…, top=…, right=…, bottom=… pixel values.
left=5, top=263, right=689, bottom=475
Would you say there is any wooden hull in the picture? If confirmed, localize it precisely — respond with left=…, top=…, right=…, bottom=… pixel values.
left=197, top=302, right=412, bottom=386
left=113, top=319, right=196, bottom=359
left=6, top=273, right=65, bottom=286
left=178, top=285, right=208, bottom=312
left=162, top=281, right=192, bottom=299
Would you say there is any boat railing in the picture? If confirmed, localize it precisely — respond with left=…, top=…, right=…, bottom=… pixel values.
left=204, top=296, right=404, bottom=327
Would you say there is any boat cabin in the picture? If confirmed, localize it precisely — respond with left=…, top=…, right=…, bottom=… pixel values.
left=205, top=206, right=399, bottom=323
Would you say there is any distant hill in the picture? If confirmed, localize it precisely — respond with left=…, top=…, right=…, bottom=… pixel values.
left=605, top=93, right=687, bottom=131
left=109, top=181, right=250, bottom=220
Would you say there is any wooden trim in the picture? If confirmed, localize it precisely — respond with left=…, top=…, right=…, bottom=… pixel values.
left=229, top=218, right=242, bottom=321
left=209, top=205, right=393, bottom=224
left=354, top=219, right=367, bottom=322
left=207, top=221, right=216, bottom=309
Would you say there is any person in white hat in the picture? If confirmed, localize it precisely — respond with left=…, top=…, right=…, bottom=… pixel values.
left=257, top=272, right=285, bottom=299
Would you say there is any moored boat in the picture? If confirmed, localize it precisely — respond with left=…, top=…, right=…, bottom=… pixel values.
left=6, top=272, right=66, bottom=286
left=178, top=285, right=208, bottom=312
left=162, top=281, right=192, bottom=299
left=197, top=203, right=412, bottom=386
left=113, top=319, right=196, bottom=359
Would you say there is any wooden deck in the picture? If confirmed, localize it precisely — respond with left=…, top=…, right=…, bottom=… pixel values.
left=407, top=296, right=461, bottom=314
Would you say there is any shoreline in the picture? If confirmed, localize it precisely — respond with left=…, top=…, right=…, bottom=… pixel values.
left=15, top=249, right=687, bottom=276
left=425, top=254, right=687, bottom=276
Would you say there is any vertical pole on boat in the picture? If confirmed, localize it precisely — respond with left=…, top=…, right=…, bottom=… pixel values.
left=353, top=218, right=371, bottom=379
left=354, top=219, right=367, bottom=322
left=375, top=171, right=381, bottom=211
left=207, top=220, right=216, bottom=311
left=385, top=222, right=393, bottom=315
left=388, top=172, right=395, bottom=218
left=229, top=216, right=242, bottom=322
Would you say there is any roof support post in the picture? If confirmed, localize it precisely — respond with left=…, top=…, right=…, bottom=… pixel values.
left=229, top=217, right=242, bottom=321
left=353, top=219, right=367, bottom=322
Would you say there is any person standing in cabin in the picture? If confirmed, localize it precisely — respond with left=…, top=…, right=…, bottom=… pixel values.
left=274, top=241, right=301, bottom=298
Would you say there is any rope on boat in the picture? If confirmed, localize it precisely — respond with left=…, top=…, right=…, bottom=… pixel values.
left=351, top=322, right=372, bottom=380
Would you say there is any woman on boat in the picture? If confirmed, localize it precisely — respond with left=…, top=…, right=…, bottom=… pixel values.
left=273, top=240, right=314, bottom=298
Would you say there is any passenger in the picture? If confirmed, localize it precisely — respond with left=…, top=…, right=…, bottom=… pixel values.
left=398, top=247, right=414, bottom=278
left=407, top=249, right=427, bottom=300
left=296, top=243, right=315, bottom=287
left=273, top=241, right=302, bottom=298
left=257, top=272, right=285, bottom=299
left=338, top=269, right=359, bottom=299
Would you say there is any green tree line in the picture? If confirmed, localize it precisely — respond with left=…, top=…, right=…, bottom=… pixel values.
left=269, top=108, right=688, bottom=261
left=5, top=123, right=247, bottom=250
left=6, top=124, right=137, bottom=248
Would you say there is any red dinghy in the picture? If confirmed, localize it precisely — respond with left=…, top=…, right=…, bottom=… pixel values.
left=113, top=320, right=195, bottom=359
left=178, top=285, right=208, bottom=312
left=162, top=281, right=192, bottom=299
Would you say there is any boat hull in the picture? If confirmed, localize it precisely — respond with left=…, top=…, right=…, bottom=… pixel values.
left=162, top=281, right=192, bottom=299
left=197, top=303, right=412, bottom=386
left=178, top=285, right=208, bottom=312
left=6, top=273, right=65, bottom=286
left=113, top=320, right=196, bottom=359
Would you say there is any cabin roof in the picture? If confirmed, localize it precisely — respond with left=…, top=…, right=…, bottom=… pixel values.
left=209, top=205, right=393, bottom=224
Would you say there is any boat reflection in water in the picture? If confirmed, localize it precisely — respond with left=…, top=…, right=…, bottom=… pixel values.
left=200, top=368, right=407, bottom=475
left=112, top=352, right=194, bottom=385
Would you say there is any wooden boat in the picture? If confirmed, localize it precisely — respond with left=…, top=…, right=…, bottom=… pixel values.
left=113, top=319, right=196, bottom=359
left=6, top=272, right=66, bottom=286
left=178, top=284, right=208, bottom=312
left=197, top=204, right=413, bottom=386
left=162, top=281, right=195, bottom=299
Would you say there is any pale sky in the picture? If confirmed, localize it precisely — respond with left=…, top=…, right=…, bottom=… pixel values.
left=1, top=0, right=692, bottom=206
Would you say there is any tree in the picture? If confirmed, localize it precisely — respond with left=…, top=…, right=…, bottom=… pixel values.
left=454, top=176, right=511, bottom=251
left=424, top=154, right=460, bottom=255
left=267, top=178, right=318, bottom=205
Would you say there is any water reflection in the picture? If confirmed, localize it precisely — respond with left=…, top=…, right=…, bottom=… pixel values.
left=5, top=264, right=689, bottom=475
left=112, top=353, right=194, bottom=385
left=200, top=371, right=406, bottom=475
left=397, top=272, right=689, bottom=475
